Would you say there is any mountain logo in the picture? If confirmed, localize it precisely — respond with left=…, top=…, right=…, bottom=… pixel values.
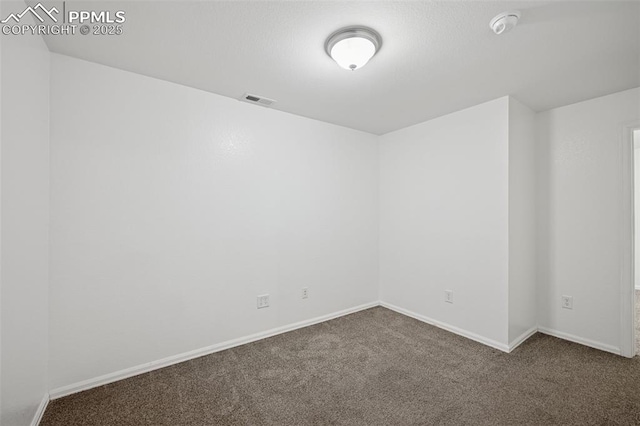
left=1, top=3, right=59, bottom=24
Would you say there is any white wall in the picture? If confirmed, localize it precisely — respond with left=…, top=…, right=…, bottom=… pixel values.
left=508, top=98, right=537, bottom=344
left=379, top=97, right=511, bottom=348
left=537, top=88, right=640, bottom=352
left=635, top=130, right=640, bottom=290
left=49, top=54, right=379, bottom=391
left=0, top=1, right=50, bottom=424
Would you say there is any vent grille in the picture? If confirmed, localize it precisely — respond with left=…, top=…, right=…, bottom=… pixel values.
left=240, top=92, right=277, bottom=107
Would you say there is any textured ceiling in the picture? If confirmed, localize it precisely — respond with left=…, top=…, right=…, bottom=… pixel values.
left=38, top=0, right=640, bottom=135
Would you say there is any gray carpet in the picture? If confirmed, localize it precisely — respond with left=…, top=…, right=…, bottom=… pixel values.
left=42, top=306, right=640, bottom=426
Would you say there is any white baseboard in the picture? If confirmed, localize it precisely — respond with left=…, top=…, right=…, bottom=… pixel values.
left=508, top=326, right=538, bottom=352
left=49, top=301, right=379, bottom=400
left=48, top=301, right=626, bottom=401
left=31, top=393, right=49, bottom=426
left=537, top=326, right=621, bottom=356
left=379, top=301, right=511, bottom=353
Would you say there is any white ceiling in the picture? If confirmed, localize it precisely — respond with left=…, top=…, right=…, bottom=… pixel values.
left=39, top=0, right=640, bottom=135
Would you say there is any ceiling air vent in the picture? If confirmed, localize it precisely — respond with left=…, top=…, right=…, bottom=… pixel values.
left=240, top=92, right=277, bottom=108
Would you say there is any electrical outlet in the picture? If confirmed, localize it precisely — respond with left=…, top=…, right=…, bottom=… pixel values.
left=302, top=287, right=309, bottom=299
left=561, top=295, right=573, bottom=310
left=257, top=294, right=269, bottom=309
left=444, top=290, right=454, bottom=304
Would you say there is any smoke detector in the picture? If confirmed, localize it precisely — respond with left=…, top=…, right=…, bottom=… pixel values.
left=239, top=93, right=277, bottom=108
left=490, top=11, right=521, bottom=35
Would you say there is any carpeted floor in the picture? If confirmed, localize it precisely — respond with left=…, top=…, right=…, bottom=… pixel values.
left=636, top=290, right=640, bottom=354
left=42, top=306, right=640, bottom=426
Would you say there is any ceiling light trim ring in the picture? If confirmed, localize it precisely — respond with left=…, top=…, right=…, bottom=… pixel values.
left=325, top=26, right=382, bottom=57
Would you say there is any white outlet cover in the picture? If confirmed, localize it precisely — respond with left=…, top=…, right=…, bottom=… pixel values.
left=445, top=290, right=454, bottom=304
left=561, top=295, right=573, bottom=309
left=257, top=294, right=270, bottom=309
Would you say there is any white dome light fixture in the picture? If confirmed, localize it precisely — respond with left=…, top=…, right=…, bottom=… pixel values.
left=325, top=26, right=382, bottom=71
left=490, top=11, right=521, bottom=35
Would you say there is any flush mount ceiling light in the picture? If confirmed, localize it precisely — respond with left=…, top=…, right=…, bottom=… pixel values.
left=490, top=11, right=521, bottom=35
left=325, top=26, right=382, bottom=71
